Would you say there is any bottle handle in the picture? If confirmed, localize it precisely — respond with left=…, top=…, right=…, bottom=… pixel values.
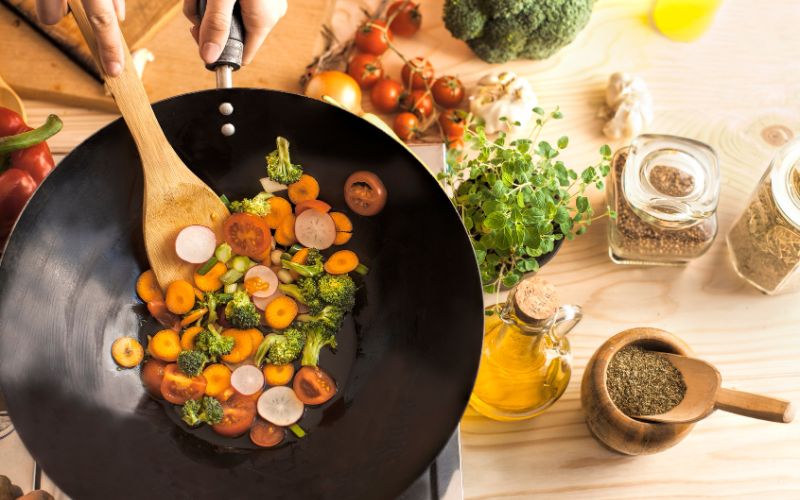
left=548, top=304, right=582, bottom=340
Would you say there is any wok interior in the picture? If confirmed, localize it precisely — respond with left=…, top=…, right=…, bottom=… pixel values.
left=0, top=90, right=483, bottom=499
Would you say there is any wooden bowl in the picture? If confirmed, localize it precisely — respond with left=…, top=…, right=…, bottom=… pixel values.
left=581, top=327, right=696, bottom=455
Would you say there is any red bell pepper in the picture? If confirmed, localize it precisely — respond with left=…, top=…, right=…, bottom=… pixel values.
left=0, top=108, right=62, bottom=244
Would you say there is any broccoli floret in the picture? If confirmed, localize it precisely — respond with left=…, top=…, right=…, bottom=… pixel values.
left=181, top=396, right=224, bottom=427
left=318, top=273, right=356, bottom=311
left=297, top=305, right=345, bottom=334
left=224, top=290, right=261, bottom=329
left=254, top=327, right=306, bottom=366
left=301, top=325, right=338, bottom=367
left=177, top=350, right=209, bottom=376
left=443, top=0, right=594, bottom=63
left=199, top=292, right=233, bottom=325
left=229, top=191, right=273, bottom=217
left=266, top=136, right=303, bottom=185
left=279, top=277, right=323, bottom=313
left=195, top=325, right=235, bottom=358
left=280, top=248, right=324, bottom=277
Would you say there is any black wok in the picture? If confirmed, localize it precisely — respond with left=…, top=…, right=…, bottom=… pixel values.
left=0, top=89, right=484, bottom=499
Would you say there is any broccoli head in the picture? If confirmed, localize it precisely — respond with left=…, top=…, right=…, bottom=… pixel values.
left=281, top=249, right=324, bottom=278
left=195, top=325, right=235, bottom=358
left=177, top=350, right=209, bottom=376
left=297, top=305, right=345, bottom=334
left=229, top=191, right=273, bottom=217
left=254, top=327, right=306, bottom=366
left=224, top=290, right=261, bottom=329
left=279, top=277, right=323, bottom=313
left=181, top=396, right=224, bottom=427
left=318, top=273, right=356, bottom=311
left=301, top=325, right=338, bottom=367
left=443, top=0, right=594, bottom=63
left=200, top=291, right=233, bottom=325
left=266, top=136, right=303, bottom=185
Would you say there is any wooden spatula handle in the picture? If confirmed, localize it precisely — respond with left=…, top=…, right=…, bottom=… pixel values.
left=716, top=387, right=795, bottom=423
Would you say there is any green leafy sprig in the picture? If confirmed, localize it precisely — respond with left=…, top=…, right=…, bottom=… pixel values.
left=438, top=108, right=613, bottom=294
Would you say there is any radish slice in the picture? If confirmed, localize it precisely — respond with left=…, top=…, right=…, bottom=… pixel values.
left=257, top=386, right=304, bottom=426
left=260, top=177, right=288, bottom=193
left=294, top=210, right=336, bottom=250
left=244, top=265, right=279, bottom=298
left=252, top=291, right=284, bottom=311
left=175, top=225, right=217, bottom=264
left=231, top=365, right=264, bottom=396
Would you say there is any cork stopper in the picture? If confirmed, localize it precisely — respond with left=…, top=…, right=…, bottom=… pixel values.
left=513, top=276, right=559, bottom=321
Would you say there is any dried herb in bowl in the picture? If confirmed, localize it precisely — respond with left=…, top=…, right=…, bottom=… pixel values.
left=606, top=345, right=687, bottom=417
left=438, top=108, right=613, bottom=294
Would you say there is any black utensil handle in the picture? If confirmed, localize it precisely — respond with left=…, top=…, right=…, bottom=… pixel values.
left=197, top=0, right=245, bottom=71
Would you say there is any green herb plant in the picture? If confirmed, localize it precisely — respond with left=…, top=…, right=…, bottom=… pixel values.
left=438, top=108, right=614, bottom=298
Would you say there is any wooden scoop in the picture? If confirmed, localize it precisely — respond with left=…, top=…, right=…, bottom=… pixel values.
left=0, top=73, right=26, bottom=121
left=636, top=353, right=795, bottom=424
left=67, top=0, right=229, bottom=289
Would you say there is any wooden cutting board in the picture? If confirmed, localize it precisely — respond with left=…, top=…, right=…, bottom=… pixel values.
left=0, top=0, right=334, bottom=111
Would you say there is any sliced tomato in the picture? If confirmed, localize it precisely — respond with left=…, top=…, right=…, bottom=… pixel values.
left=250, top=419, right=286, bottom=448
left=212, top=394, right=257, bottom=437
left=160, top=363, right=207, bottom=404
left=223, top=213, right=272, bottom=258
left=293, top=366, right=337, bottom=405
left=147, top=300, right=180, bottom=331
left=141, top=358, right=167, bottom=398
left=295, top=199, right=332, bottom=215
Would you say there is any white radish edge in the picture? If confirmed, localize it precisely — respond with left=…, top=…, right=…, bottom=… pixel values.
left=257, top=386, right=304, bottom=426
left=244, top=265, right=280, bottom=298
left=175, top=225, right=217, bottom=264
left=260, top=177, right=288, bottom=193
left=252, top=291, right=284, bottom=311
left=294, top=210, right=336, bottom=250
left=230, top=365, right=264, bottom=396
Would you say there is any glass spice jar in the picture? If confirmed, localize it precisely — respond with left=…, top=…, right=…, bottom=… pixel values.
left=607, top=134, right=720, bottom=265
left=727, top=137, right=800, bottom=294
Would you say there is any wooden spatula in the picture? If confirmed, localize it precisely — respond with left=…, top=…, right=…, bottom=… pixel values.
left=635, top=353, right=795, bottom=424
left=0, top=73, right=26, bottom=121
left=67, top=0, right=229, bottom=289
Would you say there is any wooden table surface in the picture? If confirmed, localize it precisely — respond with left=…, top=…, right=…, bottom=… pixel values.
left=12, top=0, right=800, bottom=497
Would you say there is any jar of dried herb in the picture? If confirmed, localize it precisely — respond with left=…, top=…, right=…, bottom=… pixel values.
left=607, top=135, right=720, bottom=265
left=727, top=137, right=800, bottom=294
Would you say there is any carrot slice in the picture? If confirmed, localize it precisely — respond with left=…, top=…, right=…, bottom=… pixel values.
left=274, top=214, right=297, bottom=247
left=148, top=329, right=182, bottom=362
left=265, top=296, right=299, bottom=329
left=245, top=328, right=264, bottom=350
left=334, top=231, right=352, bottom=245
left=193, top=287, right=205, bottom=301
left=264, top=196, right=292, bottom=229
left=180, top=308, right=207, bottom=327
left=288, top=174, right=320, bottom=204
left=165, top=280, right=196, bottom=315
left=203, top=363, right=233, bottom=398
left=111, top=337, right=144, bottom=368
left=180, top=326, right=204, bottom=351
left=330, top=212, right=353, bottom=245
left=263, top=363, right=295, bottom=386
left=221, top=329, right=255, bottom=363
left=295, top=199, right=331, bottom=215
left=136, top=270, right=164, bottom=302
left=193, top=261, right=227, bottom=292
left=324, top=250, right=360, bottom=275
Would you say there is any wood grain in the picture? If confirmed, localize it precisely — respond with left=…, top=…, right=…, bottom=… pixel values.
left=16, top=0, right=800, bottom=497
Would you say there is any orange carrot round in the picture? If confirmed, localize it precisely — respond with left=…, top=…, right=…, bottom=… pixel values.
left=180, top=326, right=203, bottom=351
left=193, top=261, right=227, bottom=292
left=165, top=280, right=196, bottom=314
left=180, top=308, right=207, bottom=327
left=148, top=329, right=182, bottom=362
left=263, top=363, right=295, bottom=386
left=136, top=270, right=164, bottom=303
left=203, top=363, right=233, bottom=398
left=221, top=329, right=255, bottom=363
left=265, top=296, right=299, bottom=329
left=295, top=199, right=331, bottom=215
left=324, top=250, right=360, bottom=275
left=330, top=212, right=353, bottom=245
left=264, top=196, right=292, bottom=229
left=274, top=214, right=297, bottom=247
left=288, top=174, right=320, bottom=204
left=245, top=328, right=264, bottom=350
left=111, top=337, right=144, bottom=368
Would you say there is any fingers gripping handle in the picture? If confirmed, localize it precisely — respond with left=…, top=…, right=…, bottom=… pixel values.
left=197, top=0, right=246, bottom=72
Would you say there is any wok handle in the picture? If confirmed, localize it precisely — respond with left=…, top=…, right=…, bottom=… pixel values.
left=196, top=0, right=245, bottom=73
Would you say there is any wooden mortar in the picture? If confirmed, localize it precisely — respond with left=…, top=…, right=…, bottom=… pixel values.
left=581, top=327, right=695, bottom=455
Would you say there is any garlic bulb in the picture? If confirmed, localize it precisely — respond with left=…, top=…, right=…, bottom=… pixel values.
left=131, top=48, right=155, bottom=80
left=469, top=72, right=538, bottom=134
left=598, top=72, right=653, bottom=140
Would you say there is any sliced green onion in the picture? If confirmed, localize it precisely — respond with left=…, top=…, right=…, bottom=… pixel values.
left=215, top=243, right=233, bottom=263
left=288, top=244, right=304, bottom=255
left=230, top=255, right=252, bottom=273
left=196, top=256, right=218, bottom=275
left=289, top=423, right=306, bottom=438
left=224, top=283, right=239, bottom=294
left=280, top=252, right=292, bottom=262
left=220, top=269, right=243, bottom=285
left=354, top=263, right=369, bottom=276
left=219, top=194, right=231, bottom=209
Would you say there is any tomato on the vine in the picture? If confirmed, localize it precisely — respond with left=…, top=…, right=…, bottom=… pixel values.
left=400, top=57, right=434, bottom=90
left=354, top=20, right=393, bottom=55
left=393, top=112, right=420, bottom=141
left=438, top=109, right=466, bottom=138
left=432, top=76, right=465, bottom=109
left=347, top=54, right=384, bottom=89
left=401, top=89, right=434, bottom=119
left=386, top=1, right=421, bottom=37
left=370, top=78, right=404, bottom=113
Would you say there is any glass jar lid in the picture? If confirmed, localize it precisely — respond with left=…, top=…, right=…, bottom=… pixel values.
left=770, top=136, right=800, bottom=230
left=623, top=134, right=720, bottom=228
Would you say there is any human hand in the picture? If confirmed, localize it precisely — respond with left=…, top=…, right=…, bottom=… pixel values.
left=36, top=0, right=127, bottom=76
left=184, top=0, right=288, bottom=66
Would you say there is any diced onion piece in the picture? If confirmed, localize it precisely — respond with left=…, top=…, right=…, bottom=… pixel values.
left=244, top=265, right=280, bottom=298
left=175, top=225, right=217, bottom=264
left=260, top=177, right=288, bottom=193
left=257, top=386, right=304, bottom=426
left=231, top=365, right=264, bottom=396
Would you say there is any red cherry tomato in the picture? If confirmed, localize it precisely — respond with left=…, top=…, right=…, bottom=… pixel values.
left=370, top=79, right=404, bottom=113
left=432, top=76, right=465, bottom=109
left=160, top=364, right=207, bottom=404
left=438, top=109, right=466, bottom=138
left=223, top=213, right=272, bottom=258
left=401, top=89, right=434, bottom=119
left=0, top=168, right=37, bottom=240
left=393, top=112, right=420, bottom=142
left=344, top=171, right=387, bottom=216
left=293, top=366, right=337, bottom=405
left=347, top=54, right=384, bottom=89
left=354, top=20, right=392, bottom=55
left=401, top=57, right=434, bottom=90
left=212, top=394, right=257, bottom=437
left=386, top=1, right=421, bottom=37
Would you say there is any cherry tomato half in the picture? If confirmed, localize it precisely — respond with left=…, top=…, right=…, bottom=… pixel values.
left=393, top=112, right=420, bottom=142
left=370, top=78, right=404, bottom=113
left=223, top=213, right=272, bottom=258
left=401, top=57, right=434, bottom=90
left=344, top=171, right=387, bottom=216
left=432, top=76, right=465, bottom=109
left=160, top=363, right=207, bottom=404
left=354, top=20, right=392, bottom=55
left=212, top=394, right=257, bottom=438
left=250, top=419, right=286, bottom=447
left=439, top=109, right=466, bottom=138
left=401, top=89, right=434, bottom=119
left=141, top=358, right=167, bottom=398
left=293, top=366, right=337, bottom=405
left=347, top=53, right=384, bottom=89
left=386, top=1, right=421, bottom=37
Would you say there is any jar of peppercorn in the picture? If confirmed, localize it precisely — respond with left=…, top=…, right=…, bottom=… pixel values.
left=606, top=134, right=721, bottom=265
